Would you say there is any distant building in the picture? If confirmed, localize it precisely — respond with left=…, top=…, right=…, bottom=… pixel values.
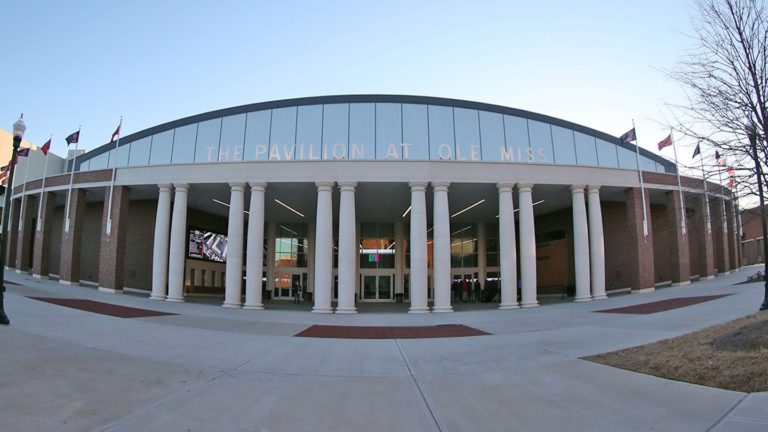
left=4, top=95, right=741, bottom=313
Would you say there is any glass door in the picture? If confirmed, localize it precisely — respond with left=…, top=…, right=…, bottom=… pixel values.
left=359, top=272, right=394, bottom=302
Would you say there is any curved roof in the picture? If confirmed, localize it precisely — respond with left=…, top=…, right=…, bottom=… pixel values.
left=76, top=94, right=675, bottom=173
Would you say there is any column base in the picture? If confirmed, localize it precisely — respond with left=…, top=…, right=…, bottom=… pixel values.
left=14, top=269, right=23, bottom=274
left=703, top=275, right=715, bottom=280
left=717, top=271, right=730, bottom=276
left=222, top=302, right=242, bottom=308
left=408, top=307, right=431, bottom=314
left=243, top=303, right=265, bottom=310
left=32, top=273, right=48, bottom=280
left=335, top=308, right=358, bottom=314
left=520, top=301, right=540, bottom=308
left=631, top=287, right=655, bottom=294
left=59, top=279, right=78, bottom=286
left=498, top=303, right=519, bottom=310
left=592, top=294, right=608, bottom=300
left=671, top=281, right=691, bottom=287
left=165, top=297, right=185, bottom=303
left=98, top=287, right=123, bottom=294
left=574, top=296, right=593, bottom=302
left=312, top=307, right=334, bottom=314
left=149, top=294, right=166, bottom=300
left=431, top=306, right=453, bottom=313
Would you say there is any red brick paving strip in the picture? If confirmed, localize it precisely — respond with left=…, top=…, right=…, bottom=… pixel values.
left=595, top=294, right=731, bottom=314
left=295, top=324, right=490, bottom=339
left=28, top=297, right=177, bottom=318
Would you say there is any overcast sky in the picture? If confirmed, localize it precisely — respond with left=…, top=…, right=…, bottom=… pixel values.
left=2, top=1, right=699, bottom=166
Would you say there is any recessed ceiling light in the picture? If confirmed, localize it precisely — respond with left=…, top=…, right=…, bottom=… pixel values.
left=274, top=198, right=305, bottom=218
left=451, top=199, right=486, bottom=218
left=402, top=206, right=411, bottom=218
left=212, top=198, right=249, bottom=214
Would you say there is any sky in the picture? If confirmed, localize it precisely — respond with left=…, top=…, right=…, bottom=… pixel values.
left=1, top=0, right=699, bottom=169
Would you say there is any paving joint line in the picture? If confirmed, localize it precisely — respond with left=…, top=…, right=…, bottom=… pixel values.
left=395, top=338, right=442, bottom=432
left=706, top=393, right=749, bottom=432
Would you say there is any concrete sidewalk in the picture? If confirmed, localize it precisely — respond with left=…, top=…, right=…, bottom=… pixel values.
left=1, top=266, right=766, bottom=431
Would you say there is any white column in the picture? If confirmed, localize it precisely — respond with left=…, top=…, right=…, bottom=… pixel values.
left=432, top=182, right=452, bottom=312
left=518, top=184, right=538, bottom=307
left=572, top=185, right=592, bottom=302
left=150, top=184, right=172, bottom=300
left=223, top=183, right=245, bottom=308
left=312, top=181, right=334, bottom=313
left=477, top=222, right=487, bottom=291
left=244, top=182, right=266, bottom=309
left=166, top=183, right=188, bottom=302
left=587, top=186, right=607, bottom=299
left=498, top=183, right=519, bottom=309
left=394, top=222, right=404, bottom=296
left=409, top=182, right=430, bottom=313
left=336, top=182, right=357, bottom=313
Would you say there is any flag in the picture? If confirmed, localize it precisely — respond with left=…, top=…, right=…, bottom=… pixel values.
left=715, top=150, right=720, bottom=160
left=620, top=128, right=636, bottom=144
left=110, top=123, right=120, bottom=144
left=692, top=143, right=701, bottom=158
left=727, top=179, right=734, bottom=188
left=0, top=163, right=9, bottom=173
left=65, top=130, right=80, bottom=145
left=717, top=156, right=726, bottom=167
left=727, top=166, right=735, bottom=177
left=17, top=148, right=30, bottom=157
left=40, top=139, right=51, bottom=155
left=657, top=133, right=673, bottom=151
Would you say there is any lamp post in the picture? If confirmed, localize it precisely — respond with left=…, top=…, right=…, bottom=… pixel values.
left=0, top=114, right=25, bottom=325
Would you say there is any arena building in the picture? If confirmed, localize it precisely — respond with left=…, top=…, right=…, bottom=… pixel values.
left=5, top=95, right=741, bottom=313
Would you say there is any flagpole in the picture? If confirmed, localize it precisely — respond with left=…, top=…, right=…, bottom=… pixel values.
left=717, top=158, right=727, bottom=234
left=631, top=120, right=649, bottom=237
left=669, top=130, right=687, bottom=235
left=17, top=149, right=31, bottom=232
left=105, top=117, right=121, bottom=235
left=64, top=126, right=81, bottom=234
left=36, top=135, right=51, bottom=231
left=698, top=144, right=712, bottom=234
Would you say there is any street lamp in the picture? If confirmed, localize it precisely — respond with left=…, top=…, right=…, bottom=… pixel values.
left=0, top=114, right=25, bottom=325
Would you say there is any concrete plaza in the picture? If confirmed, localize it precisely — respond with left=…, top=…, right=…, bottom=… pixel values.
left=1, top=266, right=766, bottom=432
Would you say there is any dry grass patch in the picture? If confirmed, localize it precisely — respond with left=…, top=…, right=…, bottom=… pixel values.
left=584, top=312, right=768, bottom=393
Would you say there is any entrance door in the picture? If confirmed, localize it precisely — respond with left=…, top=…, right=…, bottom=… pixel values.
left=360, top=273, right=394, bottom=302
left=273, top=271, right=307, bottom=300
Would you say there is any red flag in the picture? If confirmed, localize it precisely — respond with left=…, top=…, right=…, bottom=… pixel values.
left=657, top=133, right=673, bottom=151
left=110, top=123, right=121, bottom=144
left=727, top=179, right=734, bottom=188
left=727, top=166, right=735, bottom=177
left=40, top=139, right=51, bottom=155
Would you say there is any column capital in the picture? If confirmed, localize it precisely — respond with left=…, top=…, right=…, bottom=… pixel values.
left=570, top=184, right=586, bottom=193
left=497, top=183, right=514, bottom=193
left=229, top=182, right=246, bottom=191
left=338, top=181, right=357, bottom=191
left=517, top=183, right=534, bottom=193
left=158, top=183, right=173, bottom=192
left=409, top=181, right=428, bottom=191
left=249, top=181, right=267, bottom=191
left=173, top=183, right=189, bottom=192
left=586, top=185, right=601, bottom=194
left=432, top=181, right=450, bottom=191
left=315, top=181, right=335, bottom=191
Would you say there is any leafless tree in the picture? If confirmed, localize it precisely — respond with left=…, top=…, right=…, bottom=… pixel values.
left=668, top=0, right=768, bottom=201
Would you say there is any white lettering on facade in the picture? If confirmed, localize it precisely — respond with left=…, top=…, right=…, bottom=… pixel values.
left=332, top=143, right=346, bottom=159
left=500, top=147, right=514, bottom=161
left=401, top=142, right=411, bottom=159
left=526, top=147, right=535, bottom=162
left=350, top=144, right=364, bottom=159
left=282, top=145, right=295, bottom=160
left=269, top=146, right=281, bottom=160
left=308, top=144, right=320, bottom=160
left=538, top=148, right=547, bottom=161
left=219, top=146, right=230, bottom=161
left=233, top=146, right=243, bottom=161
left=438, top=144, right=452, bottom=160
left=386, top=143, right=399, bottom=159
left=255, top=145, right=267, bottom=159
left=470, top=145, right=481, bottom=161
left=206, top=147, right=216, bottom=162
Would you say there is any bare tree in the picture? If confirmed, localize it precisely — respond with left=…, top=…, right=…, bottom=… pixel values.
left=667, top=0, right=768, bottom=309
left=668, top=0, right=768, bottom=196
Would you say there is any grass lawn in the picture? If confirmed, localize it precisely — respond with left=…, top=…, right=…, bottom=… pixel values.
left=584, top=311, right=768, bottom=393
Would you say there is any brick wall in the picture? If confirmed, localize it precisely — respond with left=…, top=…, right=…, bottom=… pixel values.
left=79, top=201, right=104, bottom=283
left=602, top=201, right=632, bottom=290
left=122, top=200, right=157, bottom=290
left=651, top=204, right=672, bottom=283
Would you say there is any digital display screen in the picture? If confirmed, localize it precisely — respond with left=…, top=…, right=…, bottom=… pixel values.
left=188, top=228, right=227, bottom=262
